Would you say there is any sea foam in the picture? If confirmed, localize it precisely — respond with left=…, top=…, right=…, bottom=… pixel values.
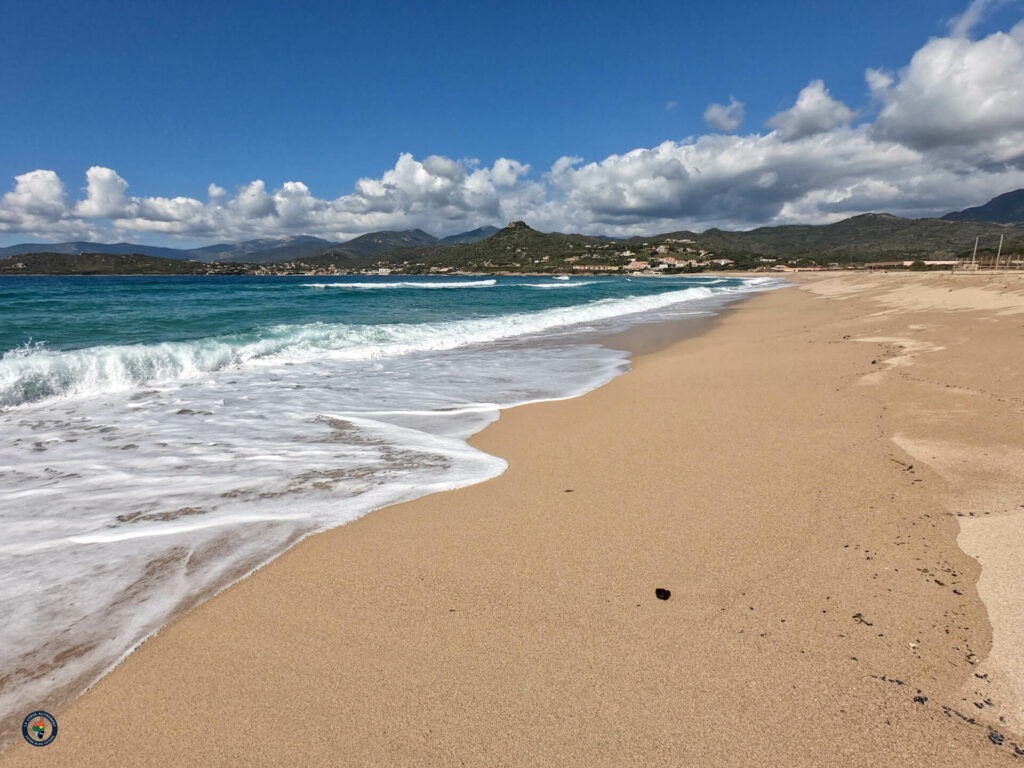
left=302, top=279, right=496, bottom=289
left=0, top=284, right=749, bottom=409
left=0, top=274, right=782, bottom=750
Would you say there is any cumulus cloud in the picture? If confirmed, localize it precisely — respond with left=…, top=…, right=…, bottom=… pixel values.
left=0, top=170, right=101, bottom=241
left=1, top=170, right=67, bottom=221
left=75, top=166, right=131, bottom=219
left=703, top=97, right=745, bottom=132
left=542, top=129, right=991, bottom=233
left=232, top=180, right=275, bottom=220
left=3, top=12, right=1024, bottom=241
left=0, top=154, right=544, bottom=242
left=767, top=80, right=855, bottom=141
left=869, top=21, right=1024, bottom=160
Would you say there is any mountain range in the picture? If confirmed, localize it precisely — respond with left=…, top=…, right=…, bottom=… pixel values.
left=2, top=190, right=1022, bottom=270
left=942, top=189, right=1024, bottom=226
left=644, top=213, right=1023, bottom=261
left=0, top=226, right=501, bottom=265
left=4, top=212, right=1023, bottom=276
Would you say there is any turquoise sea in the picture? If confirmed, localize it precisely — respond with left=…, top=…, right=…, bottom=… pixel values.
left=0, top=273, right=779, bottom=741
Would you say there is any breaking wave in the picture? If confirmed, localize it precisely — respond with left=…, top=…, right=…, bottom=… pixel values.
left=1, top=285, right=745, bottom=409
left=524, top=281, right=600, bottom=289
left=302, top=279, right=496, bottom=289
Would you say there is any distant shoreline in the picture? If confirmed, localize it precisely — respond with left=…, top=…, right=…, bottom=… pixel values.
left=4, top=214, right=1022, bottom=278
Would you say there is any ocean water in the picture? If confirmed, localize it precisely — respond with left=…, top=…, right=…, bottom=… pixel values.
left=0, top=273, right=780, bottom=739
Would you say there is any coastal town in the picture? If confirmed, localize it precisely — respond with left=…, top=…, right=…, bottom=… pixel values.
left=249, top=238, right=740, bottom=277
left=2, top=218, right=1021, bottom=277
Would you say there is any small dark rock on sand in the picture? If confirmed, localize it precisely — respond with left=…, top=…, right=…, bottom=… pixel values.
left=989, top=731, right=1005, bottom=746
left=655, top=588, right=671, bottom=601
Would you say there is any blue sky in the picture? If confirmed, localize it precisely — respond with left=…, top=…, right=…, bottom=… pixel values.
left=2, top=0, right=1023, bottom=245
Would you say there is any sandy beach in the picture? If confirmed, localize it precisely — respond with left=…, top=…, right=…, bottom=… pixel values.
left=5, top=271, right=1024, bottom=766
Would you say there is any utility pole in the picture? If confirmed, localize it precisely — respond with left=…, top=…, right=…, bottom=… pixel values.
left=972, top=236, right=979, bottom=269
left=996, top=234, right=1004, bottom=269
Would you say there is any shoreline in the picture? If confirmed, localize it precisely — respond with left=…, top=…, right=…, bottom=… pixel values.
left=0, top=275, right=764, bottom=751
left=4, top=273, right=1024, bottom=765
left=0, top=281, right=759, bottom=753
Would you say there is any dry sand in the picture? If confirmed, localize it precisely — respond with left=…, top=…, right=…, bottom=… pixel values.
left=4, top=271, right=1024, bottom=766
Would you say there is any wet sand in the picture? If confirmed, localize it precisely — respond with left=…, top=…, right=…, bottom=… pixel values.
left=4, top=272, right=1024, bottom=766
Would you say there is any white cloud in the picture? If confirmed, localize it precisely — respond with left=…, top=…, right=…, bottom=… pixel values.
left=543, top=129, right=948, bottom=232
left=948, top=0, right=1010, bottom=38
left=0, top=170, right=103, bottom=241
left=703, top=97, right=745, bottom=132
left=75, top=166, right=130, bottom=219
left=0, top=154, right=549, bottom=242
left=1, top=170, right=67, bottom=220
left=767, top=80, right=855, bottom=141
left=3, top=15, right=1024, bottom=242
left=869, top=21, right=1024, bottom=160
left=232, top=180, right=275, bottom=219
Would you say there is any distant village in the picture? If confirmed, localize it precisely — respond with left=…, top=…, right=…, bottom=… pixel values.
left=4, top=217, right=1019, bottom=277
left=249, top=238, right=741, bottom=277
left=243, top=236, right=981, bottom=278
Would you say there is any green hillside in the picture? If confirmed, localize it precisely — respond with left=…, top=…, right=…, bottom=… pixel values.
left=301, top=215, right=1024, bottom=272
left=686, top=214, right=1024, bottom=261
left=307, top=221, right=623, bottom=272
left=5, top=214, right=1022, bottom=276
left=0, top=252, right=249, bottom=275
left=942, top=189, right=1024, bottom=225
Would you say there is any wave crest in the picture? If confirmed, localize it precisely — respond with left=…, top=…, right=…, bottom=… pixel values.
left=1, top=282, right=765, bottom=409
left=524, top=281, right=599, bottom=289
left=302, top=280, right=496, bottom=289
